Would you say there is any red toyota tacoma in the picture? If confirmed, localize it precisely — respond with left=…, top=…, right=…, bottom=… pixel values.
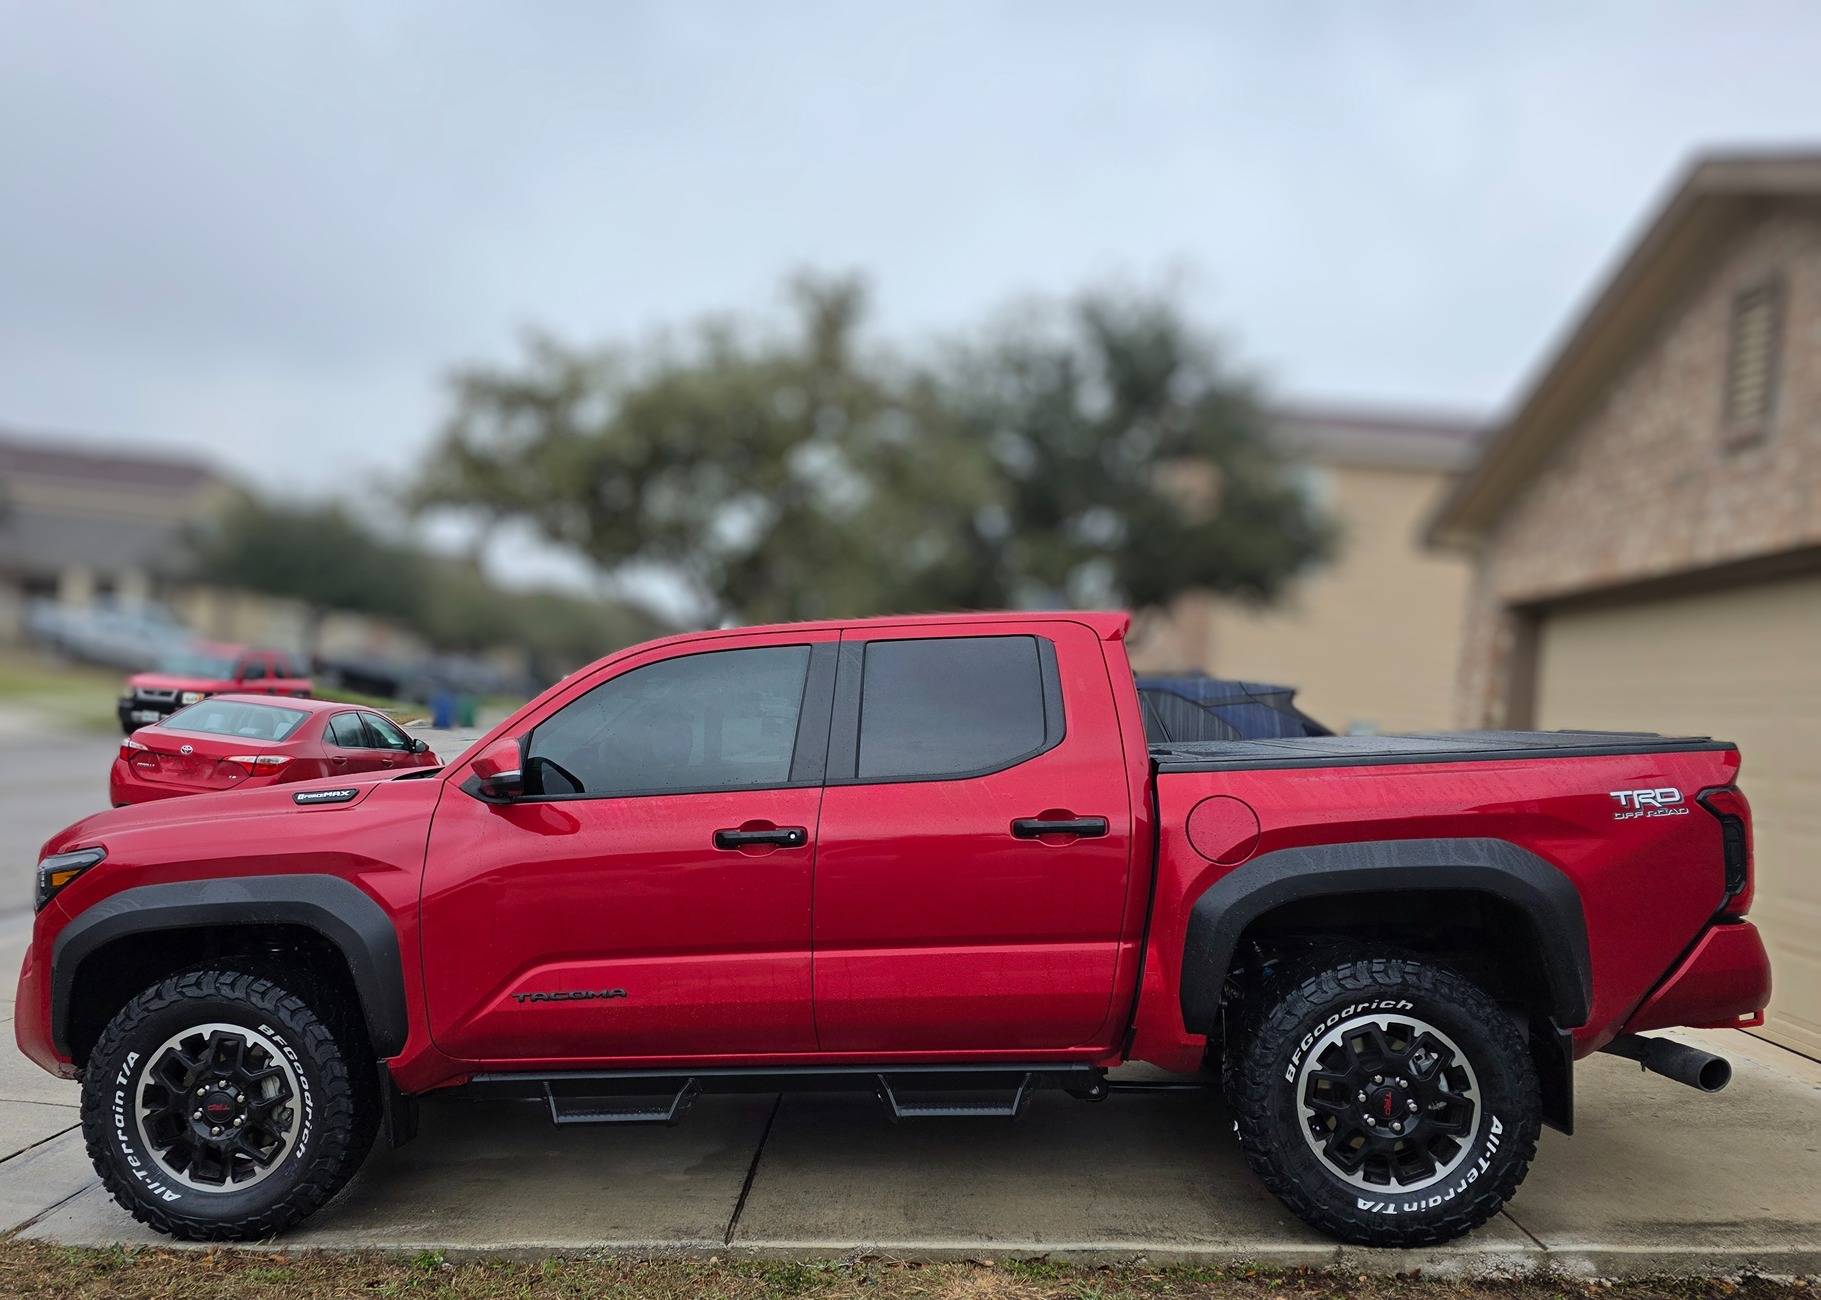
left=16, top=612, right=1771, bottom=1245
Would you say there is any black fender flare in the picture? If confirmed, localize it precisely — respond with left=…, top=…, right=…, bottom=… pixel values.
left=1179, top=837, right=1593, bottom=1033
left=51, top=874, right=408, bottom=1060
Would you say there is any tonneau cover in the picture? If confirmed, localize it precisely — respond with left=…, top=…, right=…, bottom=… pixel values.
left=1151, top=728, right=1735, bottom=773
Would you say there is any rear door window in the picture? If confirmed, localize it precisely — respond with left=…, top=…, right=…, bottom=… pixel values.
left=328, top=712, right=372, bottom=749
left=853, top=635, right=1058, bottom=781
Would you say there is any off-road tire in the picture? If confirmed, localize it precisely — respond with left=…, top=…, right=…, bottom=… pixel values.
left=1226, top=956, right=1540, bottom=1247
left=80, top=969, right=376, bottom=1240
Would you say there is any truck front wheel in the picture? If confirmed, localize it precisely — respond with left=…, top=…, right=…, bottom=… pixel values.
left=1226, top=956, right=1541, bottom=1246
left=79, top=968, right=376, bottom=1240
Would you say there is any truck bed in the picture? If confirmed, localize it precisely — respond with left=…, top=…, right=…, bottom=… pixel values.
left=1150, top=728, right=1735, bottom=772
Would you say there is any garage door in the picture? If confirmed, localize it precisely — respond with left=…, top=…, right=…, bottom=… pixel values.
left=1536, top=572, right=1821, bottom=1060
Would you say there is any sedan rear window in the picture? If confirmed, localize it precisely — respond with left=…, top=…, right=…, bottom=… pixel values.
left=163, top=700, right=309, bottom=741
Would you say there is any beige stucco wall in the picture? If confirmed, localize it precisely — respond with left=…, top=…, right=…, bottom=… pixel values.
left=1456, top=205, right=1821, bottom=725
left=1132, top=461, right=1471, bottom=733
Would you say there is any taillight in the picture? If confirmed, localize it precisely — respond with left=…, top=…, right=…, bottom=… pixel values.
left=225, top=754, right=293, bottom=776
left=1697, top=786, right=1752, bottom=912
left=119, top=738, right=148, bottom=761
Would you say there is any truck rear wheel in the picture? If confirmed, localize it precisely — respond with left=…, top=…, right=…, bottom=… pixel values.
left=1226, top=956, right=1540, bottom=1247
left=79, top=969, right=376, bottom=1240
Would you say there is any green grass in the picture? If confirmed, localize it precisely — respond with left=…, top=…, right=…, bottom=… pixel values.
left=0, top=651, right=124, bottom=732
left=0, top=1242, right=1808, bottom=1300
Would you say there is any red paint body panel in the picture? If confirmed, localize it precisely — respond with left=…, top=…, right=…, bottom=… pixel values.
left=1620, top=921, right=1773, bottom=1034
left=14, top=609, right=1773, bottom=1102
left=811, top=618, right=1142, bottom=1053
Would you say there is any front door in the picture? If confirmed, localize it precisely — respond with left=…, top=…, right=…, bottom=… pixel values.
left=420, top=630, right=836, bottom=1065
left=810, top=620, right=1135, bottom=1054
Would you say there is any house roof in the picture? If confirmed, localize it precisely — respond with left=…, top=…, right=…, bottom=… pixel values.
left=1426, top=149, right=1821, bottom=549
left=0, top=428, right=223, bottom=494
left=1270, top=403, right=1484, bottom=472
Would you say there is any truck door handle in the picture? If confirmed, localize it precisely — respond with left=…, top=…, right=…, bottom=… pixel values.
left=1011, top=816, right=1108, bottom=839
left=713, top=826, right=808, bottom=850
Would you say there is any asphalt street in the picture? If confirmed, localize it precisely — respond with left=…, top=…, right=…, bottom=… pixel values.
left=0, top=717, right=1817, bottom=1273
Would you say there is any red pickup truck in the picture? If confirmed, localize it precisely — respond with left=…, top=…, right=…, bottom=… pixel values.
left=17, top=612, right=1771, bottom=1246
left=119, top=644, right=314, bottom=734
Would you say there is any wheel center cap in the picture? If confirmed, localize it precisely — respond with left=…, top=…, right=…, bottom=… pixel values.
left=1370, top=1086, right=1403, bottom=1120
left=203, top=1094, right=237, bottom=1123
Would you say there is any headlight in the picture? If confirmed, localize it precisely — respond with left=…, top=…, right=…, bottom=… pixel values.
left=36, top=847, right=105, bottom=911
left=180, top=691, right=204, bottom=705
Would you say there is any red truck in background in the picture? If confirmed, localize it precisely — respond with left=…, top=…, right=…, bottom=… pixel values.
left=119, top=644, right=313, bottom=734
left=18, top=612, right=1770, bottom=1246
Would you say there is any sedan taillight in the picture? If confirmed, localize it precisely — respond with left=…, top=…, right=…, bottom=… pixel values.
left=225, top=754, right=293, bottom=776
left=119, top=738, right=148, bottom=761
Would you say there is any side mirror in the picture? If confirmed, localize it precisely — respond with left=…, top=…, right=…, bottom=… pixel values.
left=467, top=737, right=524, bottom=801
left=411, top=738, right=430, bottom=754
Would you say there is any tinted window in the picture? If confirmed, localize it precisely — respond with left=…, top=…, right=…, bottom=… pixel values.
left=526, top=645, right=811, bottom=796
left=238, top=657, right=268, bottom=681
left=164, top=700, right=308, bottom=741
left=364, top=713, right=413, bottom=751
left=857, top=636, right=1049, bottom=781
left=328, top=713, right=372, bottom=748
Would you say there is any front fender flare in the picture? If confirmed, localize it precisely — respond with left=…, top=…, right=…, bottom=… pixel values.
left=51, top=874, right=408, bottom=1060
left=1179, top=836, right=1593, bottom=1033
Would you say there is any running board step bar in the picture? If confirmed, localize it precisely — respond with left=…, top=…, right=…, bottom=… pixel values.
left=875, top=1071, right=1034, bottom=1120
left=469, top=1063, right=1108, bottom=1126
left=543, top=1079, right=699, bottom=1126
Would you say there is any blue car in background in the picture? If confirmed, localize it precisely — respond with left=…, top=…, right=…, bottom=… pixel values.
left=1134, top=673, right=1330, bottom=744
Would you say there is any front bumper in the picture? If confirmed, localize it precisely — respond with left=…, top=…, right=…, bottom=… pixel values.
left=118, top=695, right=178, bottom=731
left=1621, top=920, right=1773, bottom=1035
left=14, top=936, right=72, bottom=1078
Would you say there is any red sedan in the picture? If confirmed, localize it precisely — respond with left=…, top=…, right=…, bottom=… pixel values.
left=110, top=695, right=439, bottom=806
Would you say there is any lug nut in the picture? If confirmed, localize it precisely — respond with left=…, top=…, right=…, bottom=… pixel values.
left=196, top=1087, right=206, bottom=1096
left=233, top=1118, right=242, bottom=1128
left=235, top=1094, right=245, bottom=1104
left=1391, top=1121, right=1404, bottom=1134
left=1356, top=1091, right=1367, bottom=1103
left=1364, top=1115, right=1377, bottom=1126
left=210, top=1126, right=221, bottom=1136
left=1372, top=1074, right=1383, bottom=1085
left=192, top=1109, right=202, bottom=1119
left=1407, top=1100, right=1419, bottom=1112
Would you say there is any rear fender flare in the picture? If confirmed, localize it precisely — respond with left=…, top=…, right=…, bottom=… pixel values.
left=1179, top=836, right=1593, bottom=1032
left=50, top=874, right=407, bottom=1060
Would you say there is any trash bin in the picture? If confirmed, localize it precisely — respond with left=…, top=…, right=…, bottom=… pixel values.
left=457, top=694, right=478, bottom=728
left=430, top=688, right=457, bottom=730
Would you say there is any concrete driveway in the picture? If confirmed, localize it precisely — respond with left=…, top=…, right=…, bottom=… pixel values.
left=1, top=720, right=1817, bottom=1274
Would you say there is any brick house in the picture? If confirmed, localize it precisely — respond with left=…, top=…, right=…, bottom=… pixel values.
left=1428, top=152, right=1821, bottom=1058
left=1132, top=405, right=1483, bottom=733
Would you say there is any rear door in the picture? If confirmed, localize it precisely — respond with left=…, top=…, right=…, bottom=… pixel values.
left=235, top=654, right=273, bottom=695
left=811, top=620, right=1135, bottom=1053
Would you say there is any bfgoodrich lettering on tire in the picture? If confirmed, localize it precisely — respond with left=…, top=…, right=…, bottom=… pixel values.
left=1227, top=956, right=1541, bottom=1247
left=79, top=969, right=376, bottom=1241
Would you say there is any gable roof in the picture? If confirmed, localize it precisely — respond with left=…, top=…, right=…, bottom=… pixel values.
left=0, top=428, right=223, bottom=494
left=1271, top=403, right=1483, bottom=472
left=1426, top=150, right=1821, bottom=549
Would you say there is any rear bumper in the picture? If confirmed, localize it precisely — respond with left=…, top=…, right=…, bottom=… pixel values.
left=1621, top=920, right=1773, bottom=1035
left=108, top=758, right=190, bottom=806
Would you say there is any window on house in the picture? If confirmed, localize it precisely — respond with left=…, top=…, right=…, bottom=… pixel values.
left=1722, top=279, right=1784, bottom=443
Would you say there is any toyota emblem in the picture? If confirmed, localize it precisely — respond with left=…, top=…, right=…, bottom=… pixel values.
left=179, top=744, right=193, bottom=756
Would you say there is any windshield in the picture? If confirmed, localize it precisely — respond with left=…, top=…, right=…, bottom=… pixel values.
left=156, top=649, right=239, bottom=678
left=162, top=700, right=309, bottom=742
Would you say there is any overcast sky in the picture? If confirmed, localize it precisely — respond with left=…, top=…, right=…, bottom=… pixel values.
left=5, top=2, right=1821, bottom=506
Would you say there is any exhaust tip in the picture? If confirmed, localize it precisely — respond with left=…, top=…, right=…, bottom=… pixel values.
left=1696, top=1055, right=1732, bottom=1092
